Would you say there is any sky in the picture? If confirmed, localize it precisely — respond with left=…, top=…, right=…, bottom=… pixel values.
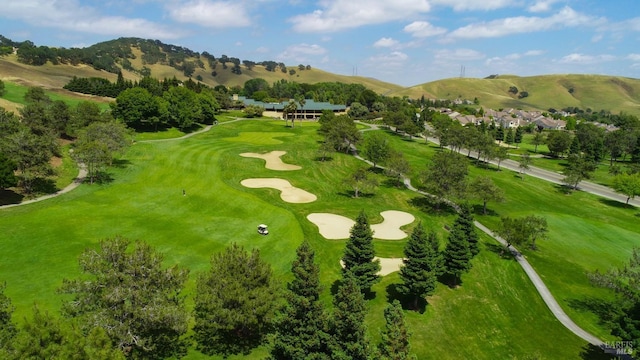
left=1, top=0, right=639, bottom=87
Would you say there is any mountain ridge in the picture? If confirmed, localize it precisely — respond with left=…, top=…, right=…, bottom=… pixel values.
left=1, top=35, right=640, bottom=114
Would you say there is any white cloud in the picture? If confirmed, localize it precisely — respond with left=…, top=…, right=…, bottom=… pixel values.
left=558, top=53, right=616, bottom=64
left=167, top=0, right=251, bottom=28
left=447, top=6, right=597, bottom=40
left=255, top=46, right=269, bottom=53
left=486, top=50, right=543, bottom=64
left=527, top=0, right=558, bottom=13
left=434, top=48, right=485, bottom=62
left=373, top=37, right=399, bottom=48
left=430, top=0, right=514, bottom=11
left=365, top=51, right=409, bottom=70
left=288, top=0, right=431, bottom=33
left=404, top=21, right=447, bottom=38
left=627, top=54, right=640, bottom=62
left=0, top=0, right=182, bottom=39
left=277, top=43, right=327, bottom=62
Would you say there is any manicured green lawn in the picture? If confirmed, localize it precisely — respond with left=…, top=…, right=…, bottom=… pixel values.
left=0, top=120, right=616, bottom=358
left=375, top=128, right=638, bottom=341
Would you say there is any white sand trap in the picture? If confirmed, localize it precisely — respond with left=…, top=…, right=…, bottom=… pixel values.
left=307, top=213, right=355, bottom=239
left=307, top=210, right=415, bottom=240
left=239, top=151, right=302, bottom=171
left=241, top=178, right=316, bottom=203
left=339, top=257, right=405, bottom=276
left=370, top=211, right=416, bottom=240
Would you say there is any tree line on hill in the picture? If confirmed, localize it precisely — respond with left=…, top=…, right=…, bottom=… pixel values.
left=0, top=35, right=311, bottom=79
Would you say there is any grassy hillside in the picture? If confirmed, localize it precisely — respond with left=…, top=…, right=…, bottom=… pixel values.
left=0, top=49, right=402, bottom=96
left=396, top=74, right=640, bottom=115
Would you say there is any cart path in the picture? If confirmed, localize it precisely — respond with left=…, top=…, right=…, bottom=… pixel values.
left=354, top=122, right=607, bottom=348
left=0, top=117, right=252, bottom=209
left=0, top=165, right=87, bottom=210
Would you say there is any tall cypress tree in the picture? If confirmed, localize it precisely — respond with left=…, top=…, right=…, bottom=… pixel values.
left=444, top=219, right=473, bottom=286
left=270, top=241, right=330, bottom=360
left=397, top=223, right=437, bottom=310
left=329, top=272, right=372, bottom=360
left=454, top=204, right=480, bottom=256
left=342, top=211, right=380, bottom=293
left=378, top=300, right=411, bottom=360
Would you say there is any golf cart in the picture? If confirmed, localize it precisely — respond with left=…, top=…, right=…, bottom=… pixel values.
left=258, top=224, right=269, bottom=235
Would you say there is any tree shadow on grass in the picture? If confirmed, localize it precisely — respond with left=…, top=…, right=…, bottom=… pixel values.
left=111, top=159, right=132, bottom=168
left=0, top=189, right=24, bottom=206
left=84, top=171, right=114, bottom=185
left=438, top=273, right=465, bottom=289
left=484, top=242, right=517, bottom=261
left=331, top=279, right=342, bottom=296
left=314, top=156, right=334, bottom=162
left=470, top=204, right=499, bottom=217
left=408, top=196, right=457, bottom=216
left=32, top=178, right=57, bottom=194
left=381, top=178, right=406, bottom=189
left=338, top=191, right=376, bottom=199
left=580, top=343, right=623, bottom=360
left=385, top=283, right=427, bottom=313
left=598, top=198, right=632, bottom=209
left=567, top=297, right=618, bottom=328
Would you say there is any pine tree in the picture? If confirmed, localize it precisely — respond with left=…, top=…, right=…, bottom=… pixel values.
left=514, top=126, right=524, bottom=148
left=397, top=223, right=438, bottom=310
left=454, top=204, right=480, bottom=256
left=0, top=283, right=16, bottom=353
left=329, top=272, right=372, bottom=360
left=378, top=300, right=411, bottom=360
left=270, top=241, right=330, bottom=360
left=194, top=243, right=279, bottom=357
left=342, top=211, right=381, bottom=293
left=444, top=217, right=473, bottom=286
left=428, top=231, right=445, bottom=277
left=505, top=128, right=514, bottom=145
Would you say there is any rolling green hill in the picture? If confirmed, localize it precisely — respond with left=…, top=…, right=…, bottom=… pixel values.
left=394, top=74, right=640, bottom=115
left=1, top=34, right=640, bottom=115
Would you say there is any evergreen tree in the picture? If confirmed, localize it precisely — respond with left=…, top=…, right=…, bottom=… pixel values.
left=505, top=128, right=514, bottom=145
left=5, top=306, right=124, bottom=360
left=0, top=283, right=16, bottom=353
left=270, top=241, right=330, bottom=360
left=329, top=272, right=372, bottom=360
left=453, top=204, right=480, bottom=256
left=194, top=243, right=279, bottom=357
left=60, top=237, right=190, bottom=359
left=397, top=223, right=437, bottom=310
left=342, top=211, right=381, bottom=293
left=378, top=300, right=411, bottom=360
left=514, top=126, right=524, bottom=148
left=428, top=231, right=445, bottom=277
left=495, top=125, right=504, bottom=142
left=444, top=216, right=473, bottom=286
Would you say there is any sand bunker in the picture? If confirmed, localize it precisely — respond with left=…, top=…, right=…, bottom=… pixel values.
left=340, top=257, right=405, bottom=276
left=371, top=211, right=416, bottom=240
left=240, top=151, right=302, bottom=171
left=307, top=213, right=355, bottom=239
left=307, top=210, right=415, bottom=240
left=241, top=178, right=317, bottom=203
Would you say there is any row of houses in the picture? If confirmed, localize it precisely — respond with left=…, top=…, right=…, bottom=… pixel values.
left=444, top=108, right=568, bottom=130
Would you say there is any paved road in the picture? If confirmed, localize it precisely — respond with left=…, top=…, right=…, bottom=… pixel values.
left=423, top=133, right=639, bottom=207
